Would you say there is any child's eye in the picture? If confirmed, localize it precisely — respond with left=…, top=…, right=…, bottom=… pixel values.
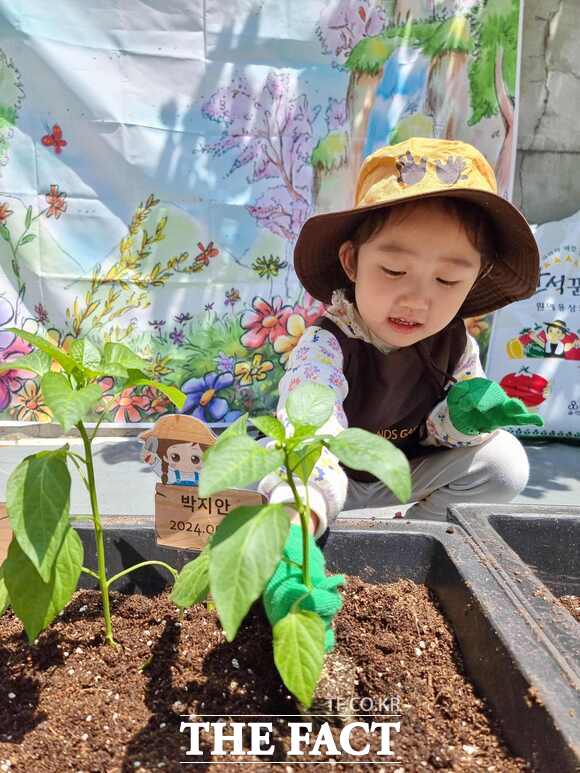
left=191, top=455, right=200, bottom=464
left=381, top=267, right=405, bottom=277
left=170, top=453, right=181, bottom=462
left=437, top=278, right=461, bottom=287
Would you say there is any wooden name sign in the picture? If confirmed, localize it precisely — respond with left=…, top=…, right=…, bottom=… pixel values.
left=139, top=414, right=265, bottom=550
left=154, top=484, right=265, bottom=550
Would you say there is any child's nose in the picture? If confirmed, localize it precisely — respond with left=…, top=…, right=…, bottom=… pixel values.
left=398, top=292, right=429, bottom=312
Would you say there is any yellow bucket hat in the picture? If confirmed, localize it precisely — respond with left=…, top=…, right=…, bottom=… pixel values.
left=294, top=138, right=539, bottom=318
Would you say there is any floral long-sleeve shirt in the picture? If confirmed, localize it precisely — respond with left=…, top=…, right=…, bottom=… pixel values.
left=258, top=293, right=490, bottom=537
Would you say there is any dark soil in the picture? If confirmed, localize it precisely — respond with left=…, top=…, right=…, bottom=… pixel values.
left=0, top=578, right=531, bottom=772
left=559, top=594, right=580, bottom=623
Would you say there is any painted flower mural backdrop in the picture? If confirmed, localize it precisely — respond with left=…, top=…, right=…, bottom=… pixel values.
left=0, top=1, right=520, bottom=424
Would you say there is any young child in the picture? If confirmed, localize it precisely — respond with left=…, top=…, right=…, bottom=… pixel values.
left=261, top=138, right=544, bottom=647
left=260, top=137, right=542, bottom=548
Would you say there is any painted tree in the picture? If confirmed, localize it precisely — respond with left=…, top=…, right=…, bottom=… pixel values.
left=311, top=99, right=349, bottom=213
left=202, top=73, right=320, bottom=245
left=317, top=1, right=391, bottom=205
left=316, top=0, right=387, bottom=69
left=422, top=14, right=474, bottom=139
left=393, top=0, right=435, bottom=23
left=468, top=0, right=520, bottom=197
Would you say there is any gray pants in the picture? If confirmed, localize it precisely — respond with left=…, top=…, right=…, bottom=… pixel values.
left=342, top=429, right=529, bottom=522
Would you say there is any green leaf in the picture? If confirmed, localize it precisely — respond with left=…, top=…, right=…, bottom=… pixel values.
left=25, top=205, right=33, bottom=230
left=3, top=528, right=83, bottom=641
left=288, top=440, right=323, bottom=486
left=250, top=415, right=286, bottom=443
left=5, top=328, right=78, bottom=374
left=41, top=372, right=102, bottom=432
left=273, top=610, right=325, bottom=708
left=20, top=233, right=36, bottom=246
left=124, top=370, right=186, bottom=410
left=326, top=428, right=411, bottom=502
left=205, top=413, right=249, bottom=463
left=199, top=435, right=284, bottom=497
left=209, top=504, right=290, bottom=640
left=215, top=413, right=249, bottom=446
left=70, top=338, right=102, bottom=370
left=286, top=383, right=334, bottom=429
left=101, top=342, right=150, bottom=372
left=92, top=362, right=128, bottom=380
left=0, top=349, right=51, bottom=376
left=170, top=548, right=210, bottom=608
left=287, top=423, right=318, bottom=451
left=6, top=448, right=71, bottom=582
left=0, top=223, right=10, bottom=241
left=0, top=567, right=9, bottom=616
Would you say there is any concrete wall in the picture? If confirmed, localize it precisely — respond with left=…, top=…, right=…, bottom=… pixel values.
left=514, top=0, right=580, bottom=224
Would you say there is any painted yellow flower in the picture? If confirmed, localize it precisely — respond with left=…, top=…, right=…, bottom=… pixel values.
left=45, top=328, right=76, bottom=372
left=150, top=353, right=173, bottom=379
left=273, top=314, right=306, bottom=365
left=10, top=381, right=53, bottom=422
left=234, top=353, right=274, bottom=386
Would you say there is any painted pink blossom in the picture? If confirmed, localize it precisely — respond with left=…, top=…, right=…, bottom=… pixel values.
left=292, top=292, right=326, bottom=326
left=317, top=0, right=387, bottom=68
left=240, top=296, right=293, bottom=349
left=326, top=98, right=347, bottom=131
left=111, top=388, right=148, bottom=423
left=0, top=336, right=32, bottom=412
left=202, top=72, right=319, bottom=241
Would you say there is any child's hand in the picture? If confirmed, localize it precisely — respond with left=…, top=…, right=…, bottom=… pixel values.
left=262, top=525, right=345, bottom=652
left=447, top=377, right=544, bottom=435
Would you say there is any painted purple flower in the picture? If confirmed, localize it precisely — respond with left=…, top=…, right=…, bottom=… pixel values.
left=169, top=327, right=185, bottom=346
left=34, top=303, right=49, bottom=324
left=216, top=352, right=235, bottom=374
left=174, top=312, right=193, bottom=325
left=204, top=303, right=215, bottom=312
left=148, top=319, right=166, bottom=331
left=225, top=288, right=241, bottom=308
left=180, top=371, right=242, bottom=423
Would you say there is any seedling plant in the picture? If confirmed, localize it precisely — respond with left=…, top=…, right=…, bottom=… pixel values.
left=170, top=382, right=411, bottom=707
left=0, top=328, right=186, bottom=646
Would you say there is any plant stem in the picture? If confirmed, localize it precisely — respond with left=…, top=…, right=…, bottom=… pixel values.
left=284, top=449, right=312, bottom=590
left=89, top=410, right=109, bottom=442
left=107, top=560, right=177, bottom=589
left=76, top=420, right=117, bottom=647
left=81, top=566, right=100, bottom=580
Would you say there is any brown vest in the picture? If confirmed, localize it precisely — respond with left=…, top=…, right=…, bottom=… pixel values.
left=317, top=316, right=467, bottom=482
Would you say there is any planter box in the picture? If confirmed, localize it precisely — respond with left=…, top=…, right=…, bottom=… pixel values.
left=74, top=514, right=580, bottom=772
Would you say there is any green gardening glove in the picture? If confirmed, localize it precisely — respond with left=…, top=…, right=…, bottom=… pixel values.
left=447, top=377, right=544, bottom=435
left=263, top=524, right=345, bottom=652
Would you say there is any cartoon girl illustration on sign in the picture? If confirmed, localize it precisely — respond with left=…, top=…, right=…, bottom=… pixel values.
left=138, top=414, right=217, bottom=486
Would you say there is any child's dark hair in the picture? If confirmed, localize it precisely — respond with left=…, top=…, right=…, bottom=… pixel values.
left=344, top=198, right=497, bottom=299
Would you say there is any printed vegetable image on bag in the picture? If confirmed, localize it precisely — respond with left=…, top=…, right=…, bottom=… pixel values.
left=486, top=209, right=580, bottom=438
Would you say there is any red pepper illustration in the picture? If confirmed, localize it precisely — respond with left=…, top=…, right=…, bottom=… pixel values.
left=500, top=368, right=550, bottom=408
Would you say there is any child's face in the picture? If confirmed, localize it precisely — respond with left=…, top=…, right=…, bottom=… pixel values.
left=338, top=202, right=482, bottom=347
left=165, top=442, right=203, bottom=473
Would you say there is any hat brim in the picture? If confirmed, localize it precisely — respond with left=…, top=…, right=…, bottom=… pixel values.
left=294, top=188, right=540, bottom=318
